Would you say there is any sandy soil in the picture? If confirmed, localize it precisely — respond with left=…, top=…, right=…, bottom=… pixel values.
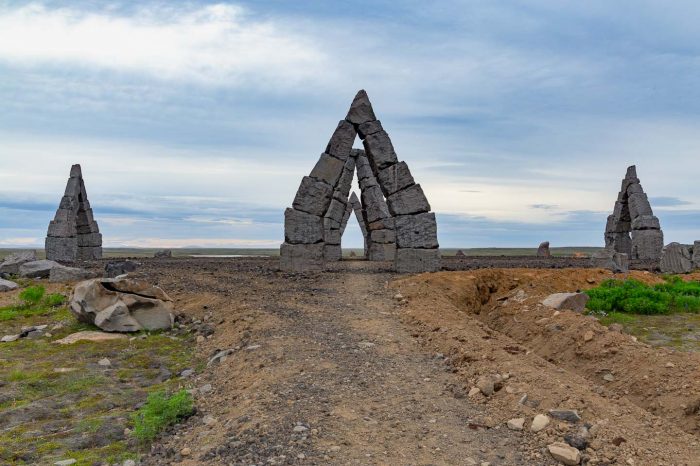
left=40, top=257, right=698, bottom=465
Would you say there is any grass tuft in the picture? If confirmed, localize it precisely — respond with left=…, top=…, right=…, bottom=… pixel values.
left=131, top=389, right=194, bottom=443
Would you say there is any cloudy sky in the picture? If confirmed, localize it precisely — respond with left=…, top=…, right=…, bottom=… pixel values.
left=1, top=0, right=699, bottom=249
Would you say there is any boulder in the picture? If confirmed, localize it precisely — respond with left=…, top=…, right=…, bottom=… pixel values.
left=50, top=266, right=96, bottom=282
left=154, top=249, right=172, bottom=258
left=54, top=330, right=128, bottom=345
left=69, top=277, right=175, bottom=332
left=590, top=249, right=629, bottom=273
left=19, top=260, right=64, bottom=278
left=541, top=293, right=589, bottom=312
left=0, top=250, right=37, bottom=274
left=104, top=260, right=139, bottom=278
left=547, top=442, right=581, bottom=465
left=537, top=241, right=551, bottom=257
left=659, top=242, right=693, bottom=274
left=0, top=278, right=19, bottom=292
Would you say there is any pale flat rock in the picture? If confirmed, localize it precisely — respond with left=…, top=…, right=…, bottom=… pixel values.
left=541, top=293, right=589, bottom=312
left=54, top=331, right=128, bottom=344
left=547, top=442, right=581, bottom=465
left=531, top=414, right=550, bottom=432
left=0, top=278, right=19, bottom=292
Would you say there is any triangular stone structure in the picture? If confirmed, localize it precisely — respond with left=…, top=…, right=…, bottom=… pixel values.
left=280, top=90, right=440, bottom=272
left=340, top=192, right=369, bottom=257
left=604, top=165, right=663, bottom=261
left=45, top=164, right=103, bottom=262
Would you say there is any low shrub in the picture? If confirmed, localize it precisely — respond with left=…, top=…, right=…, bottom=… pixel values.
left=585, top=278, right=700, bottom=315
left=131, top=390, right=194, bottom=442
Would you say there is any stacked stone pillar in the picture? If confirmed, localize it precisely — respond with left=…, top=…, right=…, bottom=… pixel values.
left=604, top=165, right=663, bottom=261
left=45, top=164, right=103, bottom=262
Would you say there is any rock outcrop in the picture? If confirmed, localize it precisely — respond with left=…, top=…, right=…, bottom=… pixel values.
left=45, top=164, right=102, bottom=262
left=280, top=90, right=439, bottom=272
left=537, top=241, right=551, bottom=257
left=70, top=277, right=175, bottom=332
left=604, top=165, right=663, bottom=261
left=0, top=250, right=37, bottom=275
left=659, top=242, right=693, bottom=274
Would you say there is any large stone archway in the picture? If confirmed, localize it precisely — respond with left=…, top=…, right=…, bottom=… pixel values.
left=281, top=90, right=440, bottom=272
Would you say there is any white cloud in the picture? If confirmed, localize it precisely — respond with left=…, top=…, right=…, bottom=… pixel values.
left=0, top=3, right=325, bottom=86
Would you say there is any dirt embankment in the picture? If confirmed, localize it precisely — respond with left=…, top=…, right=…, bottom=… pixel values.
left=393, top=268, right=700, bottom=465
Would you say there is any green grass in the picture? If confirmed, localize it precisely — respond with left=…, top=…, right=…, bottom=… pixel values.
left=131, top=389, right=194, bottom=443
left=0, top=285, right=67, bottom=322
left=585, top=277, right=700, bottom=315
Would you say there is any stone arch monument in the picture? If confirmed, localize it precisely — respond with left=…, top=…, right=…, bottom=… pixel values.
left=281, top=90, right=440, bottom=272
left=45, top=164, right=103, bottom=262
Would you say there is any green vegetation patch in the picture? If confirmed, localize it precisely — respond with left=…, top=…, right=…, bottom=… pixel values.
left=0, top=285, right=66, bottom=322
left=585, top=277, right=700, bottom=315
left=132, top=389, right=194, bottom=442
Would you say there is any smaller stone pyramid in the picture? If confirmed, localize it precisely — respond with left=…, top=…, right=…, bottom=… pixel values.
left=45, top=164, right=102, bottom=262
left=604, top=165, right=663, bottom=261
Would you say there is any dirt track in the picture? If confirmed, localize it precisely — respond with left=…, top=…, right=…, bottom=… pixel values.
left=123, top=257, right=700, bottom=465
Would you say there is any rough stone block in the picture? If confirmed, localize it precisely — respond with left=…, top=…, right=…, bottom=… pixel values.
left=362, top=186, right=391, bottom=224
left=368, top=242, right=396, bottom=261
left=377, top=162, right=415, bottom=197
left=324, top=198, right=347, bottom=223
left=280, top=242, right=325, bottom=272
left=626, top=182, right=644, bottom=195
left=394, top=213, right=438, bottom=249
left=606, top=231, right=632, bottom=255
left=76, top=208, right=95, bottom=226
left=325, top=228, right=341, bottom=245
left=355, top=152, right=374, bottom=180
left=387, top=184, right=431, bottom=216
left=631, top=215, right=660, bottom=231
left=541, top=292, right=589, bottom=312
left=77, top=232, right=102, bottom=247
left=395, top=248, right=441, bottom=273
left=631, top=229, right=664, bottom=261
left=47, top=221, right=77, bottom=238
left=605, top=215, right=630, bottom=234
left=310, top=153, right=345, bottom=187
left=324, top=244, right=342, bottom=261
left=46, top=237, right=78, bottom=262
left=77, top=221, right=100, bottom=234
left=77, top=246, right=103, bottom=261
left=345, top=90, right=376, bottom=125
left=368, top=217, right=394, bottom=231
left=660, top=242, right=693, bottom=274
left=292, top=176, right=333, bottom=216
left=694, top=241, right=700, bottom=269
left=369, top=229, right=396, bottom=244
left=628, top=193, right=653, bottom=219
left=324, top=120, right=356, bottom=161
left=59, top=195, right=78, bottom=210
left=324, top=217, right=341, bottom=231
left=537, top=241, right=551, bottom=257
left=284, top=208, right=324, bottom=244
left=363, top=130, right=398, bottom=171
left=357, top=120, right=383, bottom=139
left=335, top=165, right=355, bottom=199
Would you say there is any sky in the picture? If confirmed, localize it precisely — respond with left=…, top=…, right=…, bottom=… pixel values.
left=1, top=0, right=699, bottom=249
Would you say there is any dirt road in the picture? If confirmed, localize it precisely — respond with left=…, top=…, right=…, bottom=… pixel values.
left=135, top=258, right=699, bottom=465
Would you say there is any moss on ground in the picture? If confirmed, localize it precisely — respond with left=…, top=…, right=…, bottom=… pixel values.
left=0, top=282, right=198, bottom=465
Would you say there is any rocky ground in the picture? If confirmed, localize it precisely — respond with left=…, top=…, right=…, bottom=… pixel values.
left=2, top=257, right=700, bottom=465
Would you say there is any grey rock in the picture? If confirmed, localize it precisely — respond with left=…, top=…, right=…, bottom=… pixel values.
left=325, top=120, right=356, bottom=161
left=368, top=217, right=394, bottom=231
left=363, top=130, right=398, bottom=171
left=19, top=260, right=64, bottom=278
left=628, top=192, right=653, bottom=219
left=631, top=229, right=664, bottom=261
left=355, top=150, right=375, bottom=180
left=310, top=153, right=345, bottom=187
left=49, top=266, right=96, bottom=282
left=324, top=198, right=347, bottom=224
left=361, top=185, right=391, bottom=224
left=548, top=409, right=581, bottom=423
left=345, top=89, right=376, bottom=125
left=694, top=241, right=700, bottom=269
left=324, top=243, right=342, bottom=261
left=1, top=334, right=20, bottom=342
left=376, top=162, right=415, bottom=197
left=104, top=260, right=139, bottom=278
left=367, top=242, right=396, bottom=261
left=324, top=229, right=341, bottom=245
left=0, top=278, right=19, bottom=292
left=77, top=232, right=102, bottom=247
left=369, top=229, right=396, bottom=244
left=395, top=248, right=441, bottom=273
left=631, top=215, right=660, bottom=230
left=660, top=242, right=693, bottom=274
left=284, top=208, right=324, bottom=244
left=357, top=120, right=383, bottom=139
left=70, top=277, right=175, bottom=332
left=541, top=293, right=589, bottom=312
left=0, top=250, right=37, bottom=274
left=279, top=242, right=325, bottom=272
left=45, top=237, right=77, bottom=263
left=154, top=249, right=172, bottom=258
left=394, top=213, right=438, bottom=249
left=537, top=241, right=551, bottom=257
left=387, top=184, right=431, bottom=216
left=292, top=176, right=333, bottom=216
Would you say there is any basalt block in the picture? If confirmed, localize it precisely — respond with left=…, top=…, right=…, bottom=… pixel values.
left=394, top=213, right=438, bottom=249
left=346, top=89, right=376, bottom=125
left=628, top=193, right=653, bottom=219
left=537, top=241, right=551, bottom=258
left=324, top=243, right=342, bottom=261
left=631, top=229, right=664, bottom=261
left=387, top=184, right=431, bottom=216
left=631, top=215, right=660, bottom=231
left=660, top=242, right=693, bottom=274
left=280, top=242, right=325, bottom=272
left=284, top=208, right=324, bottom=244
left=694, top=241, right=700, bottom=269
left=369, top=229, right=396, bottom=244
left=45, top=237, right=78, bottom=263
left=357, top=120, right=383, bottom=139
left=376, top=162, right=415, bottom=197
left=362, top=185, right=391, bottom=223
left=325, top=120, right=356, bottom=161
left=368, top=242, right=396, bottom=261
left=395, top=248, right=441, bottom=273
left=324, top=198, right=347, bottom=224
left=292, top=176, right=333, bottom=216
left=363, top=130, right=398, bottom=171
left=310, top=153, right=345, bottom=187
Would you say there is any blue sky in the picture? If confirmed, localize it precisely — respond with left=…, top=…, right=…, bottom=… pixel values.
left=1, top=0, right=699, bottom=248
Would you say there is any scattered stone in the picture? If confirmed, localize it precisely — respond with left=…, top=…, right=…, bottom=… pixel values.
left=97, top=358, right=111, bottom=367
left=181, top=447, right=192, bottom=456
left=659, top=242, right=693, bottom=274
left=537, top=241, right=551, bottom=257
left=208, top=349, right=234, bottom=366
left=104, top=260, right=139, bottom=278
left=54, top=331, right=128, bottom=344
left=0, top=278, right=19, bottom=292
left=549, top=410, right=581, bottom=423
left=154, top=249, right=172, bottom=258
left=468, top=387, right=481, bottom=397
left=293, top=425, right=308, bottom=433
left=45, top=164, right=102, bottom=262
left=49, top=266, right=96, bottom=282
left=0, top=250, right=37, bottom=274
left=70, top=277, right=174, bottom=332
left=123, top=460, right=136, bottom=466
left=531, top=414, right=550, bottom=432
left=565, top=432, right=589, bottom=450
left=476, top=376, right=495, bottom=396
left=603, top=373, right=615, bottom=382
left=198, top=383, right=213, bottom=394
left=180, top=368, right=195, bottom=378
left=541, top=293, right=589, bottom=312
left=1, top=334, right=20, bottom=342
left=54, top=460, right=77, bottom=466
left=202, top=415, right=217, bottom=425
left=548, top=442, right=581, bottom=465
left=507, top=418, right=525, bottom=430
left=19, top=260, right=63, bottom=278
left=583, top=331, right=594, bottom=342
